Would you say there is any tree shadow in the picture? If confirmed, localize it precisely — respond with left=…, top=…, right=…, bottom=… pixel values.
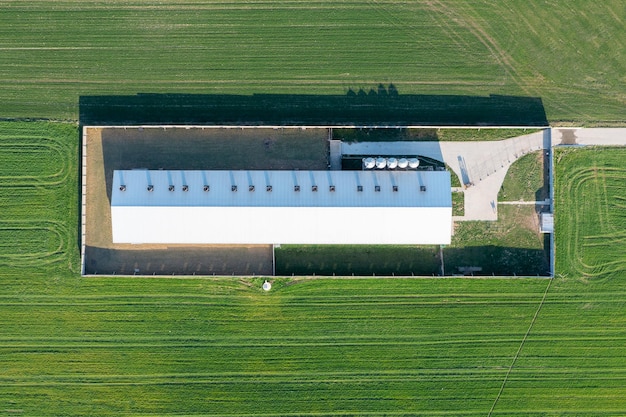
left=80, top=87, right=547, bottom=126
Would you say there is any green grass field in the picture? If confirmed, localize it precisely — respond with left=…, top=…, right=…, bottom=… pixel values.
left=0, top=1, right=623, bottom=124
left=0, top=122, right=78, bottom=272
left=1, top=122, right=626, bottom=415
left=555, top=147, right=626, bottom=279
left=447, top=204, right=549, bottom=276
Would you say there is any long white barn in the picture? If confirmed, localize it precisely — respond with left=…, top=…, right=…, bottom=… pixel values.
left=111, top=170, right=452, bottom=245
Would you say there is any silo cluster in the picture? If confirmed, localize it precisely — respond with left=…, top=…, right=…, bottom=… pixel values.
left=363, top=157, right=419, bottom=170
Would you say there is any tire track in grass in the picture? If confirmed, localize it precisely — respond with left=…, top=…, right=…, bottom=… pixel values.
left=0, top=335, right=531, bottom=349
left=0, top=367, right=512, bottom=384
left=367, top=0, right=472, bottom=52
left=487, top=277, right=552, bottom=417
left=4, top=329, right=625, bottom=346
left=0, top=126, right=75, bottom=270
left=561, top=164, right=604, bottom=277
left=561, top=161, right=626, bottom=278
left=426, top=0, right=531, bottom=95
left=0, top=135, right=72, bottom=186
left=0, top=220, right=68, bottom=267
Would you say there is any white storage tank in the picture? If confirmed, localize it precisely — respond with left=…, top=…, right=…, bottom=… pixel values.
left=363, top=157, right=376, bottom=169
left=408, top=158, right=420, bottom=169
left=387, top=157, right=398, bottom=169
left=375, top=157, right=387, bottom=169
left=398, top=158, right=408, bottom=169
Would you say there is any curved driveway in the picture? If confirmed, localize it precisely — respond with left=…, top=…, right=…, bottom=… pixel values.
left=342, top=130, right=548, bottom=220
left=342, top=128, right=626, bottom=221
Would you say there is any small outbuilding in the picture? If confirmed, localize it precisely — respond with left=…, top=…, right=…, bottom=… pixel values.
left=540, top=212, right=554, bottom=233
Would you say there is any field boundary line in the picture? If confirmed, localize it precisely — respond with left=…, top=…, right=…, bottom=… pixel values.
left=487, top=277, right=552, bottom=417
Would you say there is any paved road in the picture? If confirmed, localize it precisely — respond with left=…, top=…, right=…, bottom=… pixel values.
left=552, top=128, right=626, bottom=146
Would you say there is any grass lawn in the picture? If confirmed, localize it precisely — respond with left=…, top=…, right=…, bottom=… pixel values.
left=1, top=122, right=626, bottom=415
left=452, top=191, right=464, bottom=216
left=446, top=204, right=549, bottom=276
left=0, top=1, right=623, bottom=124
left=435, top=128, right=542, bottom=142
left=499, top=150, right=548, bottom=202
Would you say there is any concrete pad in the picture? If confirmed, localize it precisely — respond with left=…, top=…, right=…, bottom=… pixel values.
left=461, top=165, right=509, bottom=221
left=438, top=131, right=545, bottom=186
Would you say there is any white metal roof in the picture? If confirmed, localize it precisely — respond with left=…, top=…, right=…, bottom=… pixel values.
left=111, top=170, right=452, bottom=245
left=111, top=170, right=451, bottom=208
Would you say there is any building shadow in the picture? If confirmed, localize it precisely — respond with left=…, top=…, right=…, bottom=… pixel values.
left=80, top=88, right=547, bottom=126
left=84, top=245, right=273, bottom=276
left=443, top=245, right=550, bottom=277
left=275, top=244, right=441, bottom=277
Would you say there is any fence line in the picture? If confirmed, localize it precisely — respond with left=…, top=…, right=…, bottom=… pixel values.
left=83, top=124, right=550, bottom=130
left=80, top=126, right=88, bottom=275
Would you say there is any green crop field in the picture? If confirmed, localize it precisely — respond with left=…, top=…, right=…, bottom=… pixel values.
left=1, top=122, right=626, bottom=415
left=0, top=122, right=78, bottom=271
left=0, top=0, right=625, bottom=414
left=555, top=147, right=626, bottom=279
left=0, top=1, right=623, bottom=124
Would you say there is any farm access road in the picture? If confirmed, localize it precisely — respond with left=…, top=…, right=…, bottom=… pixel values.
left=342, top=128, right=626, bottom=221
left=552, top=128, right=626, bottom=146
left=342, top=130, right=547, bottom=221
